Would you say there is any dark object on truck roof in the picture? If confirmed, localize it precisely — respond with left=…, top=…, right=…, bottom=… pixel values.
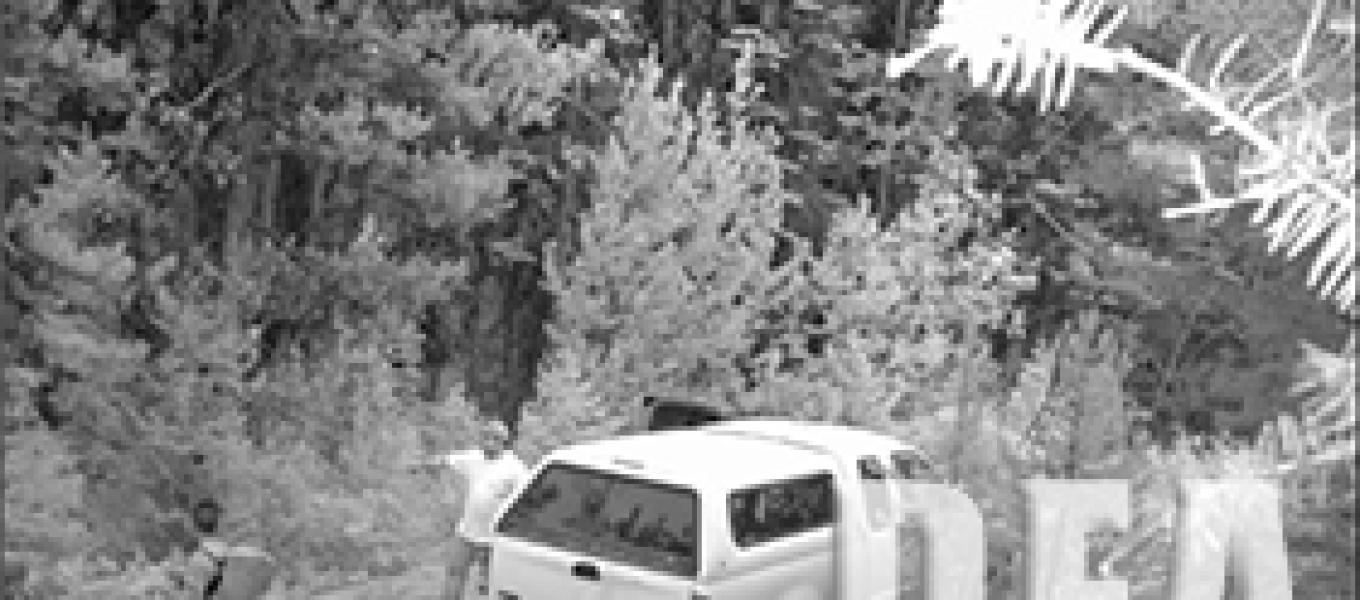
left=643, top=396, right=736, bottom=432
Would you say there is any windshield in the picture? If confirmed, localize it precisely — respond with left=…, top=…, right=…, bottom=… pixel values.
left=494, top=461, right=700, bottom=578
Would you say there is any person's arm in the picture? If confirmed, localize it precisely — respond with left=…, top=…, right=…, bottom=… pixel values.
left=409, top=449, right=480, bottom=476
left=442, top=450, right=482, bottom=474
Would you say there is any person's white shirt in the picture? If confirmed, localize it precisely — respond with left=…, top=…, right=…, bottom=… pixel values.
left=443, top=449, right=529, bottom=542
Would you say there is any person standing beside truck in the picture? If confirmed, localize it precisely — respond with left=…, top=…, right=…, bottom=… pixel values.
left=185, top=499, right=275, bottom=600
left=183, top=499, right=227, bottom=597
left=430, top=420, right=528, bottom=600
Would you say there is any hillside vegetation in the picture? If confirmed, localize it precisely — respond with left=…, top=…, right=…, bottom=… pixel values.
left=3, top=0, right=1353, bottom=597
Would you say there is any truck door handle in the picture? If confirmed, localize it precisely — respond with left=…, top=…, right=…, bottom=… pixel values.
left=571, top=561, right=600, bottom=581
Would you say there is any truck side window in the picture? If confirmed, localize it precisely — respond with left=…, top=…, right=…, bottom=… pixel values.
left=728, top=472, right=834, bottom=549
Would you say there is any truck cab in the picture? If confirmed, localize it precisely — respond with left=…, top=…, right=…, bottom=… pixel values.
left=481, top=419, right=928, bottom=600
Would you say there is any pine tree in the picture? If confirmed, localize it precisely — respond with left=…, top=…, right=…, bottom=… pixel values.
left=528, top=60, right=805, bottom=448
left=763, top=176, right=1036, bottom=425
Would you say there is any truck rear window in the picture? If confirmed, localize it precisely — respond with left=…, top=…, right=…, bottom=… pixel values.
left=494, top=461, right=700, bottom=578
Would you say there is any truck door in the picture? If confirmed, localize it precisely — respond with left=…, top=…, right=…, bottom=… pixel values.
left=838, top=455, right=905, bottom=600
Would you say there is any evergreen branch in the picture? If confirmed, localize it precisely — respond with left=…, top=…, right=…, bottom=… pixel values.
left=1293, top=0, right=1331, bottom=80
left=884, top=0, right=1355, bottom=310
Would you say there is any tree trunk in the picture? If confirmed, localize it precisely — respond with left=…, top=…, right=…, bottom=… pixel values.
left=761, top=0, right=778, bottom=30
left=458, top=216, right=556, bottom=436
left=260, top=156, right=279, bottom=235
left=662, top=0, right=675, bottom=66
left=896, top=0, right=910, bottom=49
left=177, top=172, right=197, bottom=251
left=463, top=275, right=504, bottom=418
left=421, top=302, right=459, bottom=405
left=878, top=163, right=892, bottom=220
left=309, top=159, right=331, bottom=246
left=223, top=178, right=248, bottom=260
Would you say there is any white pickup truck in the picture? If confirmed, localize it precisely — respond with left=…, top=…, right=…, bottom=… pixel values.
left=475, top=418, right=929, bottom=600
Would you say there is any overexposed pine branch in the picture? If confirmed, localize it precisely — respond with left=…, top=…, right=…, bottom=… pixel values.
left=1293, top=0, right=1331, bottom=80
left=885, top=0, right=1127, bottom=112
left=885, top=0, right=1356, bottom=310
left=1114, top=49, right=1281, bottom=154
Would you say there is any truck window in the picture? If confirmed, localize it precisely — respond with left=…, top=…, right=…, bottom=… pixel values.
left=495, top=462, right=699, bottom=578
left=728, top=472, right=834, bottom=549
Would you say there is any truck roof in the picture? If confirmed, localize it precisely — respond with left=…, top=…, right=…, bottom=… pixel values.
left=701, top=418, right=919, bottom=457
left=544, top=427, right=837, bottom=491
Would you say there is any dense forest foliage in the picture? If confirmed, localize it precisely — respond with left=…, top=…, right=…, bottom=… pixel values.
left=2, top=0, right=1354, bottom=597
